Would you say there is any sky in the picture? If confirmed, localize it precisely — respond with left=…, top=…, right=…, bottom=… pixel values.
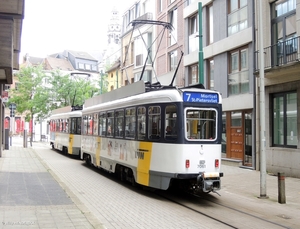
left=20, top=0, right=133, bottom=61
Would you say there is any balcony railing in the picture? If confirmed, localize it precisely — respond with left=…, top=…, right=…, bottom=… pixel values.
left=255, top=36, right=300, bottom=71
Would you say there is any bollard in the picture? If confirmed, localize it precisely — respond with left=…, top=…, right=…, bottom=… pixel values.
left=278, top=172, right=286, bottom=204
left=23, top=130, right=28, bottom=148
left=4, top=129, right=9, bottom=150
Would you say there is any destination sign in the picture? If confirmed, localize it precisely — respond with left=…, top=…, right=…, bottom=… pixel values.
left=183, top=92, right=219, bottom=104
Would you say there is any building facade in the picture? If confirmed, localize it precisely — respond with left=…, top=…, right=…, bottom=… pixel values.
left=120, top=0, right=156, bottom=86
left=183, top=0, right=255, bottom=168
left=119, top=0, right=300, bottom=177
left=257, top=0, right=299, bottom=177
left=156, top=0, right=185, bottom=86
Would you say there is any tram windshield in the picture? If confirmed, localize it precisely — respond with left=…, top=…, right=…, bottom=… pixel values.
left=185, top=108, right=217, bottom=141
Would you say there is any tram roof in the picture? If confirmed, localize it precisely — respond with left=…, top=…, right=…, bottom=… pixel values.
left=49, top=110, right=82, bottom=119
left=83, top=81, right=222, bottom=114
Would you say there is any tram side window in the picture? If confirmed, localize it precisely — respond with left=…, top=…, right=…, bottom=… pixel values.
left=88, top=115, right=93, bottom=135
left=77, top=117, right=81, bottom=134
left=60, top=119, right=64, bottom=132
left=165, top=105, right=178, bottom=140
left=107, top=112, right=114, bottom=137
left=186, top=109, right=217, bottom=140
left=93, top=113, right=99, bottom=136
left=70, top=118, right=76, bottom=134
left=65, top=119, right=69, bottom=133
left=82, top=115, right=88, bottom=135
left=148, top=106, right=161, bottom=140
left=137, top=107, right=146, bottom=140
left=56, top=120, right=59, bottom=131
left=99, top=112, right=106, bottom=136
left=115, top=109, right=124, bottom=138
left=125, top=108, right=136, bottom=139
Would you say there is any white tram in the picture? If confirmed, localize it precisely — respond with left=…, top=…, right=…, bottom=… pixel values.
left=81, top=81, right=223, bottom=193
left=49, top=106, right=82, bottom=156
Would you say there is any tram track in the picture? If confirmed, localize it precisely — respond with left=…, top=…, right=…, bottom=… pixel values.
left=155, top=189, right=291, bottom=229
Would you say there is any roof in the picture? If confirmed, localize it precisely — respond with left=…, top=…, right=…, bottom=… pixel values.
left=66, top=50, right=98, bottom=61
left=106, top=59, right=120, bottom=73
left=45, top=56, right=75, bottom=71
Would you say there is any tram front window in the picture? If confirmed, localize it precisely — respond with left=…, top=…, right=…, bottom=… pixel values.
left=185, top=109, right=217, bottom=140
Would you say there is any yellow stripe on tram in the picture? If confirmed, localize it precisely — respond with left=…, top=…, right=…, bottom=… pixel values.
left=136, top=141, right=153, bottom=186
left=68, top=134, right=74, bottom=154
left=95, top=137, right=101, bottom=166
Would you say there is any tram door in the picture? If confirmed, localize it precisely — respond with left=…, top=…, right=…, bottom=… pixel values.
left=228, top=112, right=244, bottom=160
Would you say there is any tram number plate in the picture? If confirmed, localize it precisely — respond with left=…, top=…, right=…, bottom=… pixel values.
left=198, top=160, right=206, bottom=168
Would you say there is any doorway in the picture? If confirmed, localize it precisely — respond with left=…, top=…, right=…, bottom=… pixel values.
left=224, top=110, right=253, bottom=167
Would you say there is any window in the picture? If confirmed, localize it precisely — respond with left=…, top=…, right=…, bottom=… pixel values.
left=169, top=8, right=178, bottom=46
left=165, top=105, right=177, bottom=140
left=189, top=14, right=198, bottom=53
left=186, top=0, right=197, bottom=5
left=134, top=33, right=152, bottom=67
left=169, top=50, right=178, bottom=71
left=189, top=64, right=198, bottom=85
left=78, top=63, right=84, bottom=69
left=158, top=0, right=163, bottom=12
left=87, top=115, right=93, bottom=135
left=92, top=65, right=97, bottom=71
left=85, top=64, right=91, bottom=71
left=82, top=116, right=88, bottom=135
left=271, top=0, right=296, bottom=66
left=115, top=109, right=124, bottom=138
left=137, top=106, right=146, bottom=140
left=93, top=113, right=98, bottom=136
left=148, top=106, right=161, bottom=140
left=131, top=42, right=134, bottom=64
left=99, top=112, right=106, bottom=136
left=185, top=109, right=217, bottom=140
left=207, top=59, right=214, bottom=90
left=228, top=0, right=248, bottom=36
left=107, top=112, right=114, bottom=137
left=208, top=4, right=213, bottom=44
left=228, top=47, right=249, bottom=95
left=272, top=91, right=297, bottom=147
left=134, top=71, right=152, bottom=82
left=125, top=108, right=136, bottom=139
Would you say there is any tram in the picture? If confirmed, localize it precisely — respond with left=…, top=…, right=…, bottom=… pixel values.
left=81, top=81, right=223, bottom=193
left=49, top=105, right=82, bottom=156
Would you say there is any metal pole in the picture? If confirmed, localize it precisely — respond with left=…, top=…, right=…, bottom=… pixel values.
left=258, top=0, right=267, bottom=198
left=198, top=2, right=204, bottom=84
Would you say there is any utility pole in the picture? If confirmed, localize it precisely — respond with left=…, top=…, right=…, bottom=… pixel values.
left=258, top=0, right=267, bottom=199
left=198, top=2, right=204, bottom=84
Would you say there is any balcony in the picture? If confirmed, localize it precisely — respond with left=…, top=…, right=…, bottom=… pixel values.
left=255, top=36, right=300, bottom=71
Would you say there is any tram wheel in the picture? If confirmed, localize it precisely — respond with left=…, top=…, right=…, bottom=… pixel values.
left=85, top=154, right=91, bottom=166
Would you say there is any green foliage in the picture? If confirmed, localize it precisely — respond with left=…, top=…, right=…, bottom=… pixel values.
left=9, top=66, right=100, bottom=121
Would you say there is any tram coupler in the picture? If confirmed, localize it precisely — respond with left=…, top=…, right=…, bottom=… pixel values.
left=197, top=172, right=221, bottom=194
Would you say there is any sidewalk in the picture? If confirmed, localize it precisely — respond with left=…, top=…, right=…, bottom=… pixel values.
left=1, top=136, right=299, bottom=228
left=0, top=136, right=104, bottom=229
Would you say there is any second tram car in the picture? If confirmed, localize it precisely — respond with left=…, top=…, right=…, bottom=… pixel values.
left=81, top=81, right=223, bottom=193
left=49, top=106, right=82, bottom=156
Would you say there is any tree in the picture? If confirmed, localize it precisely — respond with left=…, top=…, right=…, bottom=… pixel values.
left=9, top=65, right=46, bottom=146
left=9, top=65, right=100, bottom=145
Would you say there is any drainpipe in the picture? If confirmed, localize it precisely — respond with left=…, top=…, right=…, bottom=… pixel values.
left=252, top=0, right=256, bottom=170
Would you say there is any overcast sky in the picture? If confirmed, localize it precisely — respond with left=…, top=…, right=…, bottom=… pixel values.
left=20, top=0, right=132, bottom=61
